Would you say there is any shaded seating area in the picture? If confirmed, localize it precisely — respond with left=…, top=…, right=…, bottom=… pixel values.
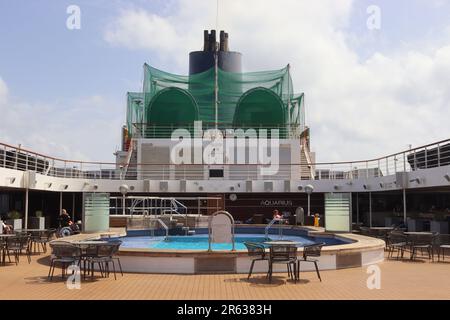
left=47, top=239, right=123, bottom=281
left=7, top=234, right=32, bottom=265
left=244, top=239, right=326, bottom=284
left=1, top=229, right=56, bottom=266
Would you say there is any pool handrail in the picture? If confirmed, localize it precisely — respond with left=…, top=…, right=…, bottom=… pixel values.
left=208, top=211, right=235, bottom=252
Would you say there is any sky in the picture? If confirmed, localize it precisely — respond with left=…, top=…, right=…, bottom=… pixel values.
left=0, top=0, right=450, bottom=162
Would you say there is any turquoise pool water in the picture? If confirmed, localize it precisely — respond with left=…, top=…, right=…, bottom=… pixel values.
left=120, top=233, right=344, bottom=251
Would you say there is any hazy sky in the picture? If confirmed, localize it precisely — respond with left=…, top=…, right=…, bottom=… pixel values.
left=1, top=0, right=450, bottom=162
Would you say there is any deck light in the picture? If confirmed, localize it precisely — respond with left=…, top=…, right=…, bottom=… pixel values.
left=119, top=184, right=129, bottom=215
left=6, top=177, right=16, bottom=184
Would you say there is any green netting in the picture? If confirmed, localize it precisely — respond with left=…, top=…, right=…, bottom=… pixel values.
left=126, top=92, right=144, bottom=135
left=126, top=63, right=304, bottom=137
left=147, top=87, right=199, bottom=124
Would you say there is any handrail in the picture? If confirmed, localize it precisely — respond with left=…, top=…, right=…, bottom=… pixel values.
left=0, top=138, right=448, bottom=167
left=265, top=218, right=285, bottom=240
left=156, top=218, right=169, bottom=240
left=301, top=139, right=315, bottom=178
left=208, top=210, right=235, bottom=252
left=121, top=139, right=135, bottom=178
left=1, top=138, right=449, bottom=181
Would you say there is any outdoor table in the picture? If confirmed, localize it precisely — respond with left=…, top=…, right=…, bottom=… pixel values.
left=72, top=241, right=110, bottom=279
left=403, top=232, right=435, bottom=260
left=263, top=240, right=302, bottom=282
left=15, top=229, right=49, bottom=254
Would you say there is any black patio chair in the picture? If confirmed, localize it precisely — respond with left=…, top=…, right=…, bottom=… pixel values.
left=6, top=234, right=31, bottom=264
left=268, top=245, right=298, bottom=283
left=86, top=243, right=120, bottom=280
left=48, top=241, right=82, bottom=280
left=109, top=240, right=123, bottom=277
left=436, top=234, right=450, bottom=262
left=409, top=233, right=435, bottom=261
left=31, top=229, right=56, bottom=253
left=387, top=231, right=407, bottom=259
left=0, top=238, right=7, bottom=265
left=244, top=242, right=269, bottom=279
left=297, top=242, right=324, bottom=282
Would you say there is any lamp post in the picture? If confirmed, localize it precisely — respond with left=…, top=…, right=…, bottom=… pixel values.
left=119, top=184, right=129, bottom=215
left=305, top=184, right=314, bottom=216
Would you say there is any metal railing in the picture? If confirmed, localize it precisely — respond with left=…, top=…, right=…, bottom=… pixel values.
left=1, top=138, right=449, bottom=181
left=133, top=122, right=302, bottom=139
left=126, top=216, right=169, bottom=240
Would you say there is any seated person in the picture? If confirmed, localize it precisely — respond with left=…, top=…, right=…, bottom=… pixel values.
left=58, top=209, right=73, bottom=227
left=2, top=221, right=13, bottom=234
left=272, top=210, right=282, bottom=220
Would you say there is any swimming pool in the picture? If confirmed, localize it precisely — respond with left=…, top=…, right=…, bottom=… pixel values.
left=114, top=227, right=384, bottom=274
left=120, top=233, right=348, bottom=251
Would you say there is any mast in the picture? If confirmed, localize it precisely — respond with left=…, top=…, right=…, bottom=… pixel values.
left=214, top=38, right=219, bottom=130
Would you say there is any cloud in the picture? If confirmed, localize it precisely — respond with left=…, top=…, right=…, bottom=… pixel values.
left=0, top=77, right=7, bottom=105
left=107, top=0, right=450, bottom=162
left=0, top=78, right=123, bottom=162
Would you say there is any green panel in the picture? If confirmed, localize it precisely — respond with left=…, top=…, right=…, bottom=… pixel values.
left=83, top=193, right=110, bottom=233
left=325, top=193, right=351, bottom=232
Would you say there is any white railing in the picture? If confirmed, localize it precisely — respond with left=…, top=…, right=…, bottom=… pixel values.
left=1, top=138, right=449, bottom=181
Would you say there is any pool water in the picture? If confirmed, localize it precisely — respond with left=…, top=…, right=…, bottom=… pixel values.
left=120, top=233, right=345, bottom=251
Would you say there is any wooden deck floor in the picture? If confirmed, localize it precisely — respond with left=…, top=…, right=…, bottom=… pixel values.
left=0, top=252, right=449, bottom=300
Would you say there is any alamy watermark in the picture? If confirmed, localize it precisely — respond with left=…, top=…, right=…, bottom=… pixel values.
left=66, top=264, right=81, bottom=289
left=66, top=5, right=81, bottom=30
left=366, top=264, right=381, bottom=289
left=170, top=121, right=281, bottom=176
left=366, top=5, right=381, bottom=30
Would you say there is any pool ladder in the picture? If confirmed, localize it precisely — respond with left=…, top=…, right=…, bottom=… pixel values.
left=265, top=218, right=284, bottom=240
